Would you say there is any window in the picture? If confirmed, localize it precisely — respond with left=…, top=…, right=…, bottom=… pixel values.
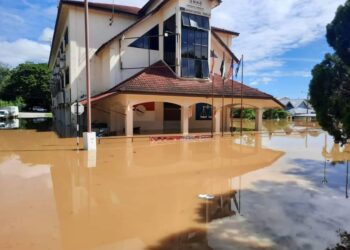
left=64, top=28, right=69, bottom=47
left=181, top=13, right=209, bottom=78
left=163, top=15, right=176, bottom=71
left=65, top=67, right=69, bottom=86
left=129, top=25, right=159, bottom=50
left=181, top=13, right=209, bottom=30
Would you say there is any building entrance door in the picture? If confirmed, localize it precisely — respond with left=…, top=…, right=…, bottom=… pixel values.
left=163, top=103, right=181, bottom=133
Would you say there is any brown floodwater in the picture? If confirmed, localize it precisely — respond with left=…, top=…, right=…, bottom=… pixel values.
left=0, top=121, right=349, bottom=250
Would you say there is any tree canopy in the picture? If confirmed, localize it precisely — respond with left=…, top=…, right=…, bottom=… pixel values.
left=310, top=0, right=350, bottom=144
left=326, top=0, right=350, bottom=65
left=309, top=54, right=350, bottom=144
left=0, top=62, right=51, bottom=110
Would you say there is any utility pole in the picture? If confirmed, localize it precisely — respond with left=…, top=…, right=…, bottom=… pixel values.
left=85, top=0, right=91, bottom=133
left=83, top=0, right=96, bottom=151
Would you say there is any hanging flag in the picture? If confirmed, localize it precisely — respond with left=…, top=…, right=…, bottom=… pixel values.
left=226, top=58, right=234, bottom=80
left=210, top=50, right=217, bottom=76
left=220, top=59, right=226, bottom=79
left=235, top=56, right=242, bottom=78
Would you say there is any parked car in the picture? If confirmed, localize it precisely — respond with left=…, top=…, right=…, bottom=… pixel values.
left=32, top=106, right=47, bottom=112
left=0, top=110, right=9, bottom=119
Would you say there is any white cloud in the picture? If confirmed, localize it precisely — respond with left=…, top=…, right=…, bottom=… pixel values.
left=250, top=77, right=273, bottom=86
left=39, top=28, right=54, bottom=43
left=212, top=0, right=344, bottom=74
left=0, top=39, right=50, bottom=66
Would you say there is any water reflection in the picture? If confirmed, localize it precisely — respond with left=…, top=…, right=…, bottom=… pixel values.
left=0, top=128, right=350, bottom=249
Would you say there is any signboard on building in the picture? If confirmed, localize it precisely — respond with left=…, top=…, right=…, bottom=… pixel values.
left=180, top=0, right=211, bottom=17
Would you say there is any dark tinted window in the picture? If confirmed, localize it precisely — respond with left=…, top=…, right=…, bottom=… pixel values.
left=163, top=15, right=176, bottom=71
left=64, top=29, right=69, bottom=46
left=129, top=25, right=159, bottom=50
left=65, top=68, right=69, bottom=86
left=181, top=13, right=209, bottom=78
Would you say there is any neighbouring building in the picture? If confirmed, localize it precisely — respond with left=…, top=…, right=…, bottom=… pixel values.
left=279, top=97, right=316, bottom=121
left=49, top=0, right=283, bottom=137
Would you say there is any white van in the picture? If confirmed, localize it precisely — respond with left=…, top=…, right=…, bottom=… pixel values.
left=0, top=110, right=9, bottom=119
left=0, top=106, right=19, bottom=118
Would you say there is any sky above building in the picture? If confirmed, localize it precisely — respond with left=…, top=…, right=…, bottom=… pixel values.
left=0, top=0, right=345, bottom=99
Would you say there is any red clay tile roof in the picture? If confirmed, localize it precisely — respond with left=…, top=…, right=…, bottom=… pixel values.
left=82, top=61, right=283, bottom=106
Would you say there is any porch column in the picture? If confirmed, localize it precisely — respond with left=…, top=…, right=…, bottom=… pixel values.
left=255, top=108, right=263, bottom=131
left=215, top=106, right=221, bottom=134
left=125, top=104, right=133, bottom=137
left=181, top=106, right=189, bottom=135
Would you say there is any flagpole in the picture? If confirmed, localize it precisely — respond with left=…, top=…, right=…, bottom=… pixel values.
left=221, top=52, right=225, bottom=137
left=231, top=59, right=234, bottom=137
left=211, top=72, right=214, bottom=137
left=240, top=55, right=244, bottom=136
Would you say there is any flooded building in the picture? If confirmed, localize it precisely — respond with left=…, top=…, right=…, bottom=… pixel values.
left=49, top=0, right=283, bottom=137
left=279, top=97, right=316, bottom=121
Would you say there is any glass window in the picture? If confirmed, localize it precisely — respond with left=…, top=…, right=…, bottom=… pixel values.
left=195, top=31, right=201, bottom=44
left=64, top=29, right=69, bottom=47
left=201, top=31, right=208, bottom=46
left=181, top=13, right=209, bottom=78
left=201, top=16, right=210, bottom=30
left=181, top=58, right=188, bottom=77
left=181, top=13, right=190, bottom=27
left=65, top=68, right=69, bottom=86
left=129, top=25, right=159, bottom=50
left=164, top=15, right=176, bottom=71
left=188, top=59, right=195, bottom=77
left=195, top=60, right=202, bottom=78
left=202, top=61, right=209, bottom=78
left=195, top=45, right=201, bottom=60
left=201, top=46, right=208, bottom=60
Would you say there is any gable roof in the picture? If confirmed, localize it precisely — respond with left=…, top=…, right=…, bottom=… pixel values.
left=81, top=61, right=283, bottom=107
left=61, top=0, right=141, bottom=15
left=211, top=31, right=239, bottom=63
left=211, top=26, right=240, bottom=36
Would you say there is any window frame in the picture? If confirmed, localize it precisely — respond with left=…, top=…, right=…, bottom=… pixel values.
left=181, top=12, right=210, bottom=79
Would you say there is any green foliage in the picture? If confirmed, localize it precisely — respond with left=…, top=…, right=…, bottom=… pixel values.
left=0, top=97, right=26, bottom=110
left=326, top=0, right=350, bottom=65
left=0, top=63, right=11, bottom=93
left=232, top=109, right=255, bottom=120
left=326, top=230, right=350, bottom=250
left=309, top=54, right=350, bottom=144
left=263, top=109, right=289, bottom=120
left=0, top=62, right=52, bottom=110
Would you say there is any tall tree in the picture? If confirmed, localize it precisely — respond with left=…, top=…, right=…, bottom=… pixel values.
left=0, top=63, right=51, bottom=110
left=326, top=0, right=350, bottom=65
left=309, top=54, right=350, bottom=144
left=0, top=63, right=11, bottom=93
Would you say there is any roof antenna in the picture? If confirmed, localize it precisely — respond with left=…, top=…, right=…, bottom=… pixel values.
left=109, top=0, right=115, bottom=26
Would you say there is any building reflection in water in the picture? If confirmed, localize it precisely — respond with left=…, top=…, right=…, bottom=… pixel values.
left=29, top=133, right=281, bottom=249
left=322, top=134, right=350, bottom=199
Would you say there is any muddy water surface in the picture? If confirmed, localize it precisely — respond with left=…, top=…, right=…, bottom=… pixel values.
left=0, top=125, right=349, bottom=250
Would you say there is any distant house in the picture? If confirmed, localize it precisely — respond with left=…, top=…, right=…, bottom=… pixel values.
left=279, top=97, right=316, bottom=121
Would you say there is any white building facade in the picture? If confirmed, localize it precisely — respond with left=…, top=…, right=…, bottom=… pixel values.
left=49, top=0, right=283, bottom=137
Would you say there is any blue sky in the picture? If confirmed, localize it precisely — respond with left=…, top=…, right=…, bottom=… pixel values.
left=0, top=0, right=345, bottom=99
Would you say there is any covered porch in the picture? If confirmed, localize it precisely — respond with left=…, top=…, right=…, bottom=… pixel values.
left=84, top=61, right=283, bottom=137
left=90, top=94, right=281, bottom=137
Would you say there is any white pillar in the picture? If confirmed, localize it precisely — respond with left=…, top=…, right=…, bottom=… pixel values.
left=125, top=105, right=133, bottom=137
left=181, top=106, right=189, bottom=135
left=215, top=107, right=221, bottom=134
left=255, top=108, right=263, bottom=131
